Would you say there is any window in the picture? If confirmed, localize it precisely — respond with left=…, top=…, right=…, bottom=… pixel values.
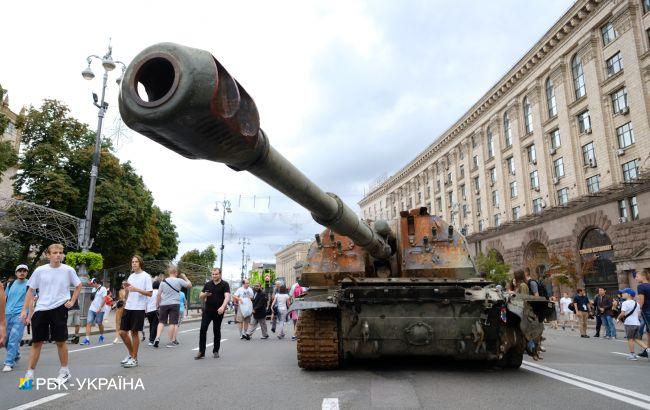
left=459, top=150, right=464, bottom=160
left=494, top=214, right=501, bottom=227
left=447, top=172, right=452, bottom=184
left=459, top=165, right=465, bottom=179
left=587, top=175, right=600, bottom=193
left=622, top=159, right=639, bottom=182
left=532, top=198, right=543, bottom=214
left=407, top=197, right=412, bottom=208
left=530, top=170, right=539, bottom=190
left=512, top=206, right=521, bottom=221
left=577, top=111, right=591, bottom=134
left=487, top=128, right=495, bottom=159
left=523, top=97, right=533, bottom=134
left=616, top=122, right=635, bottom=148
left=510, top=181, right=518, bottom=198
left=550, top=129, right=561, bottom=150
left=417, top=192, right=422, bottom=204
left=462, top=204, right=469, bottom=218
left=527, top=144, right=537, bottom=164
left=630, top=196, right=639, bottom=220
left=618, top=196, right=639, bottom=220
left=448, top=191, right=454, bottom=206
left=471, top=135, right=477, bottom=149
left=492, top=190, right=499, bottom=208
left=460, top=184, right=466, bottom=200
left=436, top=180, right=441, bottom=192
left=473, top=176, right=480, bottom=191
left=546, top=77, right=557, bottom=118
left=554, top=157, right=565, bottom=178
left=606, top=52, right=623, bottom=76
left=601, top=22, right=617, bottom=46
left=476, top=197, right=482, bottom=213
left=478, top=220, right=485, bottom=232
left=572, top=54, right=586, bottom=100
left=582, top=142, right=596, bottom=167
left=489, top=167, right=497, bottom=185
left=618, top=199, right=628, bottom=219
left=611, top=88, right=628, bottom=114
left=506, top=157, right=515, bottom=175
left=557, top=187, right=569, bottom=206
left=645, top=0, right=650, bottom=13
left=436, top=197, right=442, bottom=212
left=472, top=155, right=479, bottom=169
left=503, top=112, right=512, bottom=148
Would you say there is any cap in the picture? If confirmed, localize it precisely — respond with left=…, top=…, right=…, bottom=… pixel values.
left=619, top=287, right=636, bottom=297
left=88, top=278, right=98, bottom=285
left=15, top=264, right=28, bottom=272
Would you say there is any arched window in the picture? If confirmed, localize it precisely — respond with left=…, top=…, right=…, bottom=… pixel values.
left=546, top=77, right=557, bottom=118
left=503, top=112, right=512, bottom=148
left=523, top=96, right=533, bottom=134
left=572, top=54, right=586, bottom=99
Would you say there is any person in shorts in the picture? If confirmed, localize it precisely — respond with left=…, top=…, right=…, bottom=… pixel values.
left=636, top=268, right=650, bottom=357
left=81, top=279, right=107, bottom=345
left=20, top=244, right=82, bottom=385
left=153, top=265, right=191, bottom=348
left=617, top=288, right=649, bottom=361
left=234, top=280, right=254, bottom=338
left=66, top=290, right=81, bottom=344
left=118, top=255, right=152, bottom=368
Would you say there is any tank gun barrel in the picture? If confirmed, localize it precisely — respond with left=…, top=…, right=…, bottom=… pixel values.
left=118, top=42, right=391, bottom=260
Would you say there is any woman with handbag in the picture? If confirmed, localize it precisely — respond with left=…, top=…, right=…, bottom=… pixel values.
left=270, top=285, right=290, bottom=339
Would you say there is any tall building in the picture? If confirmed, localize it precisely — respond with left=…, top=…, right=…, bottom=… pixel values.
left=275, top=240, right=310, bottom=286
left=359, top=0, right=650, bottom=294
left=0, top=95, right=21, bottom=198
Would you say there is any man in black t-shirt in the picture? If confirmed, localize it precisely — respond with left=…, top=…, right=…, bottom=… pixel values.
left=195, top=268, right=230, bottom=360
left=573, top=289, right=592, bottom=338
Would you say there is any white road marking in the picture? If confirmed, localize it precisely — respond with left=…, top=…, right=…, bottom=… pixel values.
left=69, top=343, right=114, bottom=353
left=178, top=327, right=200, bottom=334
left=192, top=339, right=227, bottom=351
left=8, top=393, right=69, bottom=410
left=523, top=361, right=650, bottom=408
left=322, top=398, right=339, bottom=410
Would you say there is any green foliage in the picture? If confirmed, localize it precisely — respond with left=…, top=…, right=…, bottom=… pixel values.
left=249, top=269, right=276, bottom=286
left=12, top=99, right=179, bottom=267
left=65, top=251, right=104, bottom=272
left=475, top=249, right=511, bottom=284
left=0, top=84, right=18, bottom=181
left=180, top=245, right=217, bottom=270
left=0, top=237, right=23, bottom=276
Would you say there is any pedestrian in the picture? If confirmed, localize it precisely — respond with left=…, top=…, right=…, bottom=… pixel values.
left=244, top=283, right=269, bottom=340
left=636, top=268, right=650, bottom=357
left=113, top=282, right=126, bottom=344
left=81, top=279, right=107, bottom=345
left=145, top=281, right=160, bottom=346
left=289, top=282, right=305, bottom=341
left=549, top=296, right=559, bottom=330
left=3, top=264, right=30, bottom=372
left=270, top=284, right=291, bottom=339
left=559, top=292, right=575, bottom=331
left=154, top=265, right=191, bottom=348
left=118, top=255, right=153, bottom=368
left=616, top=287, right=649, bottom=360
left=233, top=279, right=254, bottom=339
left=0, top=283, right=5, bottom=349
left=20, top=244, right=82, bottom=385
left=512, top=269, right=529, bottom=295
left=66, top=288, right=82, bottom=344
left=524, top=267, right=539, bottom=297
left=196, top=268, right=230, bottom=359
left=270, top=280, right=281, bottom=333
left=573, top=288, right=592, bottom=338
left=593, top=288, right=615, bottom=339
left=172, top=289, right=187, bottom=343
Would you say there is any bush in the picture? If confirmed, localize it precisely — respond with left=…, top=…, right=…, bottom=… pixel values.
left=65, top=251, right=104, bottom=272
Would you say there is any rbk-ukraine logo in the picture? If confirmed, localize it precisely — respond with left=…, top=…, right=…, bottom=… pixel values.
left=19, top=377, right=33, bottom=390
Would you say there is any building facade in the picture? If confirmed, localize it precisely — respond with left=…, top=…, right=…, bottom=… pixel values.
left=0, top=95, right=21, bottom=198
left=359, top=0, right=650, bottom=295
left=275, top=240, right=310, bottom=286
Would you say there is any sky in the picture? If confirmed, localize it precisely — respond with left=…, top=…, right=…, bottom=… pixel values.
left=1, top=0, right=574, bottom=281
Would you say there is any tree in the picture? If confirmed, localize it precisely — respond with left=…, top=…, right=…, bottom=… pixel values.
left=12, top=99, right=179, bottom=267
left=180, top=245, right=217, bottom=270
left=546, top=250, right=595, bottom=288
left=152, top=207, right=179, bottom=260
left=0, top=236, right=22, bottom=276
left=475, top=249, right=511, bottom=285
left=0, top=85, right=18, bottom=184
left=249, top=268, right=276, bottom=286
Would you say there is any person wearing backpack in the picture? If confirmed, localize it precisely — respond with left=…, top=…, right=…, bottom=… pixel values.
left=153, top=265, right=191, bottom=348
left=617, top=288, right=649, bottom=360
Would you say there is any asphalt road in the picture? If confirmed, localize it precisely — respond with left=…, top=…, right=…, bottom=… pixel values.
left=1, top=322, right=649, bottom=410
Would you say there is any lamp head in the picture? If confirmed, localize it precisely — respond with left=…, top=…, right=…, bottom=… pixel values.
left=102, top=57, right=116, bottom=71
left=82, top=65, right=95, bottom=80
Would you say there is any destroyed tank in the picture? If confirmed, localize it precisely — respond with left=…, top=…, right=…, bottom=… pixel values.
left=118, top=42, right=555, bottom=369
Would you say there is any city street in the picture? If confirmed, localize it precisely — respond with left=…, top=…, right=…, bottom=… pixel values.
left=2, top=322, right=649, bottom=410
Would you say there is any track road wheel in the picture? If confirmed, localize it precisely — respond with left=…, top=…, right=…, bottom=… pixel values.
left=498, top=348, right=523, bottom=369
left=296, top=309, right=340, bottom=370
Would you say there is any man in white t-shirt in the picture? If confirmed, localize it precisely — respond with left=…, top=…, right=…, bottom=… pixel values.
left=617, top=288, right=649, bottom=361
left=559, top=292, right=575, bottom=331
left=233, top=280, right=254, bottom=338
left=81, top=279, right=107, bottom=345
left=118, top=256, right=153, bottom=368
left=20, top=244, right=82, bottom=387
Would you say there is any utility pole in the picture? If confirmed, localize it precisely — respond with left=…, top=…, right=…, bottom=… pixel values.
left=238, top=237, right=250, bottom=282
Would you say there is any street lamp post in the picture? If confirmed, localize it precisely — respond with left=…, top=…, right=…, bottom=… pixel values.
left=238, top=237, right=251, bottom=282
left=214, top=200, right=232, bottom=272
left=79, top=42, right=126, bottom=267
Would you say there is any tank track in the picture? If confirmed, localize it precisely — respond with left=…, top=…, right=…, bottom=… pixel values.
left=296, top=309, right=340, bottom=369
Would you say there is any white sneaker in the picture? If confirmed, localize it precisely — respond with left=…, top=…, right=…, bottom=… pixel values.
left=2, top=365, right=12, bottom=372
left=113, top=338, right=122, bottom=344
left=56, top=370, right=71, bottom=385
left=626, top=353, right=638, bottom=361
left=120, top=356, right=132, bottom=366
left=123, top=358, right=138, bottom=368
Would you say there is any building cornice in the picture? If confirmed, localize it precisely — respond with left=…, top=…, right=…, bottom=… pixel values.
left=359, top=0, right=605, bottom=207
